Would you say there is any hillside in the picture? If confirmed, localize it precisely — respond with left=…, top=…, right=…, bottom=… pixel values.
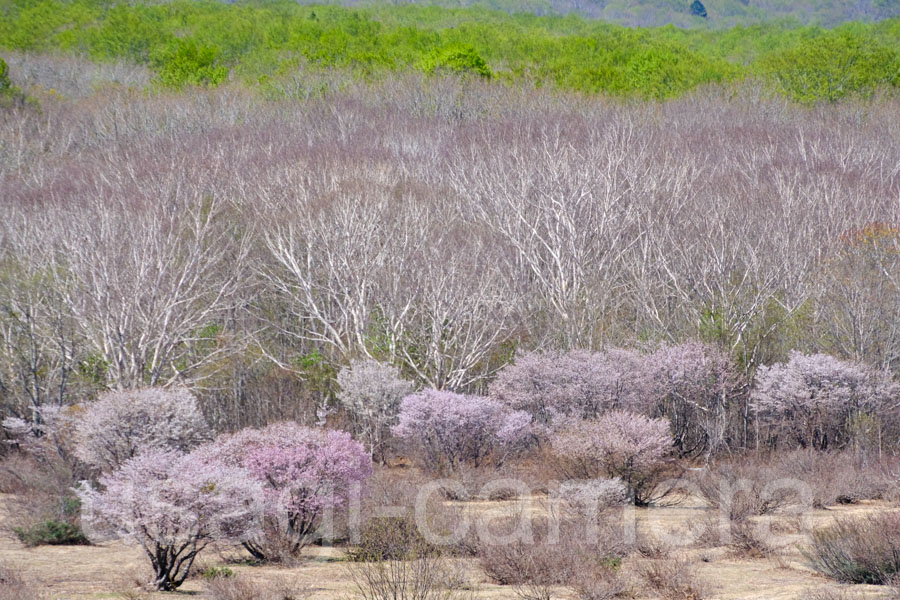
left=320, top=0, right=900, bottom=27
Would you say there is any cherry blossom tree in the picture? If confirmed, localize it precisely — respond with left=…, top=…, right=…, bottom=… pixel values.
left=648, top=342, right=743, bottom=459
left=752, top=351, right=899, bottom=452
left=77, top=448, right=262, bottom=590
left=73, top=387, right=211, bottom=472
left=488, top=349, right=650, bottom=427
left=197, top=422, right=373, bottom=561
left=336, top=359, right=414, bottom=463
left=391, top=389, right=532, bottom=474
left=550, top=410, right=673, bottom=505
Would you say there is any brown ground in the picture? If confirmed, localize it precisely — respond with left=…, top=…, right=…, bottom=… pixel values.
left=0, top=493, right=895, bottom=600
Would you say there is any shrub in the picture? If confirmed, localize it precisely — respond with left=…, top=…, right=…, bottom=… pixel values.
left=692, top=459, right=796, bottom=521
left=638, top=558, right=705, bottom=600
left=392, top=389, right=531, bottom=474
left=347, top=515, right=432, bottom=562
left=549, top=411, right=673, bottom=505
left=337, top=359, right=414, bottom=463
left=753, top=352, right=898, bottom=452
left=774, top=450, right=887, bottom=509
left=0, top=448, right=88, bottom=548
left=346, top=535, right=472, bottom=600
left=804, top=512, right=900, bottom=584
left=197, top=422, right=373, bottom=561
left=423, top=46, right=492, bottom=79
left=77, top=448, right=262, bottom=591
left=478, top=516, right=630, bottom=589
left=572, top=563, right=628, bottom=600
left=151, top=39, right=228, bottom=88
left=205, top=573, right=310, bottom=600
left=201, top=566, right=235, bottom=580
left=73, top=387, right=212, bottom=472
left=0, top=58, right=29, bottom=109
left=14, top=519, right=89, bottom=547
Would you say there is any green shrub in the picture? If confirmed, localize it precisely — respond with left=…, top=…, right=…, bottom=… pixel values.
left=422, top=45, right=492, bottom=79
left=14, top=520, right=89, bottom=547
left=151, top=39, right=229, bottom=89
left=346, top=516, right=433, bottom=562
left=202, top=566, right=235, bottom=580
left=0, top=58, right=28, bottom=109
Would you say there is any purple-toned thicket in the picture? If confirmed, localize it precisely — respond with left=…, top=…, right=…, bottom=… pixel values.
left=77, top=448, right=262, bottom=590
left=490, top=343, right=741, bottom=458
left=550, top=411, right=673, bottom=505
left=196, top=422, right=373, bottom=561
left=337, top=359, right=414, bottom=463
left=753, top=351, right=899, bottom=452
left=72, top=387, right=212, bottom=472
left=391, top=389, right=532, bottom=474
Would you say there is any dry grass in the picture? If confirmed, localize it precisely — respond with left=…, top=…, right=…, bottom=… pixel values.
left=0, top=491, right=898, bottom=599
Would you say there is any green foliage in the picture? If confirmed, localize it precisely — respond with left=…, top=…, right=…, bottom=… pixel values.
left=14, top=519, right=90, bottom=547
left=201, top=566, right=235, bottom=580
left=422, top=45, right=492, bottom=78
left=151, top=38, right=229, bottom=88
left=0, top=57, right=29, bottom=108
left=0, top=0, right=897, bottom=101
left=756, top=30, right=900, bottom=102
left=346, top=515, right=434, bottom=561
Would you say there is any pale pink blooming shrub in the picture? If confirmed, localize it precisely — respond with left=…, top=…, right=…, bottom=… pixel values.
left=489, top=349, right=652, bottom=427
left=752, top=351, right=898, bottom=451
left=197, top=422, right=373, bottom=561
left=391, top=389, right=532, bottom=474
left=77, top=448, right=262, bottom=590
left=550, top=410, right=673, bottom=505
left=73, top=387, right=211, bottom=472
left=336, top=359, right=414, bottom=463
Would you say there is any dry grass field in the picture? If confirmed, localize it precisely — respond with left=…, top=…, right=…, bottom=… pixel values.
left=1, top=488, right=897, bottom=600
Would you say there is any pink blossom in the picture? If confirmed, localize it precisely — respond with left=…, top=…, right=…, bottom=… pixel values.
left=196, top=422, right=372, bottom=560
left=77, top=448, right=262, bottom=590
left=392, top=389, right=532, bottom=473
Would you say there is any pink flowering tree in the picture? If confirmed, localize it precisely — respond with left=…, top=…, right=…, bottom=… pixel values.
left=197, top=422, right=373, bottom=561
left=336, top=359, right=414, bottom=464
left=391, top=389, right=532, bottom=474
left=77, top=448, right=262, bottom=591
left=73, top=387, right=211, bottom=472
left=488, top=349, right=651, bottom=427
left=648, top=342, right=742, bottom=459
left=752, top=351, right=898, bottom=451
left=550, top=410, right=673, bottom=505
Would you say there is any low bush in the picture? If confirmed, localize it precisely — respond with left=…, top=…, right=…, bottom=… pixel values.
left=804, top=511, right=900, bottom=584
left=638, top=557, right=705, bottom=600
left=205, top=573, right=309, bottom=600
left=572, top=563, right=628, bottom=600
left=775, top=450, right=886, bottom=508
left=346, top=538, right=473, bottom=600
left=693, top=459, right=796, bottom=521
left=348, top=516, right=433, bottom=562
left=14, top=519, right=88, bottom=547
left=478, top=515, right=630, bottom=589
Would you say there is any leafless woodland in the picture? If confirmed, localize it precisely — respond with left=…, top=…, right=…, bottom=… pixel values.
left=1, top=53, right=899, bottom=438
